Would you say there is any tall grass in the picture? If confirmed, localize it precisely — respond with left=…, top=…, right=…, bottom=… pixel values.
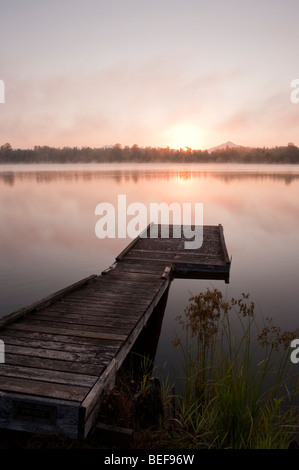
left=170, top=288, right=299, bottom=449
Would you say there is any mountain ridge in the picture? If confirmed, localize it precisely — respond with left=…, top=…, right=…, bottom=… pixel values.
left=207, top=141, right=240, bottom=153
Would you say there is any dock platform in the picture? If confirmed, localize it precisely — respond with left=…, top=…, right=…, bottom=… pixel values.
left=0, top=224, right=231, bottom=439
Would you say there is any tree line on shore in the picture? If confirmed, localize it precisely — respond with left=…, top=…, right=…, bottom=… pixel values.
left=1, top=142, right=299, bottom=164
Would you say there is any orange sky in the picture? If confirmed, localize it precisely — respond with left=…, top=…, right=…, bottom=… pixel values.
left=1, top=0, right=299, bottom=150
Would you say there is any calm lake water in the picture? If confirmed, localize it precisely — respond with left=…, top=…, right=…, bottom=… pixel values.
left=1, top=163, right=299, bottom=381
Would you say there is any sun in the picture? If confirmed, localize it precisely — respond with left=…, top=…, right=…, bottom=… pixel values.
left=164, top=123, right=203, bottom=150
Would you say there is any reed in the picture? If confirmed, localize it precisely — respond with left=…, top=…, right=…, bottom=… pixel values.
left=170, top=288, right=299, bottom=449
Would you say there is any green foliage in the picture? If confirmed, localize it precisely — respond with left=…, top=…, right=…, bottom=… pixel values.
left=169, top=288, right=299, bottom=449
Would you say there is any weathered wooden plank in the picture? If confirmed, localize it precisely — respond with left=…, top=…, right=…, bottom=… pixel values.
left=27, top=312, right=141, bottom=327
left=112, top=263, right=168, bottom=274
left=44, top=298, right=146, bottom=311
left=24, top=307, right=141, bottom=323
left=0, top=376, right=89, bottom=402
left=133, top=237, right=182, bottom=248
left=2, top=322, right=127, bottom=342
left=58, top=290, right=161, bottom=304
left=173, top=262, right=231, bottom=272
left=1, top=325, right=123, bottom=349
left=0, top=364, right=97, bottom=388
left=0, top=334, right=118, bottom=356
left=79, top=359, right=118, bottom=439
left=35, top=301, right=144, bottom=315
left=100, top=270, right=166, bottom=282
left=83, top=285, right=164, bottom=297
left=93, top=273, right=163, bottom=283
left=4, top=344, right=112, bottom=365
left=124, top=252, right=176, bottom=261
left=66, top=288, right=162, bottom=302
left=53, top=291, right=155, bottom=303
left=59, top=297, right=157, bottom=311
left=24, top=306, right=140, bottom=319
left=4, top=353, right=105, bottom=376
left=218, top=224, right=231, bottom=264
left=31, top=306, right=143, bottom=321
left=99, top=266, right=162, bottom=276
left=116, top=259, right=170, bottom=267
left=88, top=285, right=164, bottom=296
left=22, top=319, right=134, bottom=336
left=94, top=284, right=163, bottom=294
left=72, top=277, right=163, bottom=291
left=116, top=223, right=152, bottom=261
left=49, top=300, right=154, bottom=314
left=0, top=274, right=98, bottom=328
left=124, top=248, right=225, bottom=258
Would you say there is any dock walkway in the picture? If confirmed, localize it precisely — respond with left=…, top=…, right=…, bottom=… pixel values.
left=0, top=224, right=231, bottom=439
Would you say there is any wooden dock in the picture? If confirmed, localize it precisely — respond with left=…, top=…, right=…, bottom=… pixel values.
left=0, top=224, right=231, bottom=439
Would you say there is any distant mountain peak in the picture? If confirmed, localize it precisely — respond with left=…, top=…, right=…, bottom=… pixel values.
left=208, top=141, right=240, bottom=153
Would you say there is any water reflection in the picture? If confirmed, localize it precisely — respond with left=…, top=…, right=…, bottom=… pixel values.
left=1, top=164, right=299, bottom=186
left=0, top=164, right=299, bottom=378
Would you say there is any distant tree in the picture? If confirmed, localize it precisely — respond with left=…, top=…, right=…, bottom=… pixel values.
left=2, top=143, right=299, bottom=164
left=0, top=142, right=13, bottom=162
left=131, top=144, right=142, bottom=161
left=1, top=142, right=12, bottom=152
